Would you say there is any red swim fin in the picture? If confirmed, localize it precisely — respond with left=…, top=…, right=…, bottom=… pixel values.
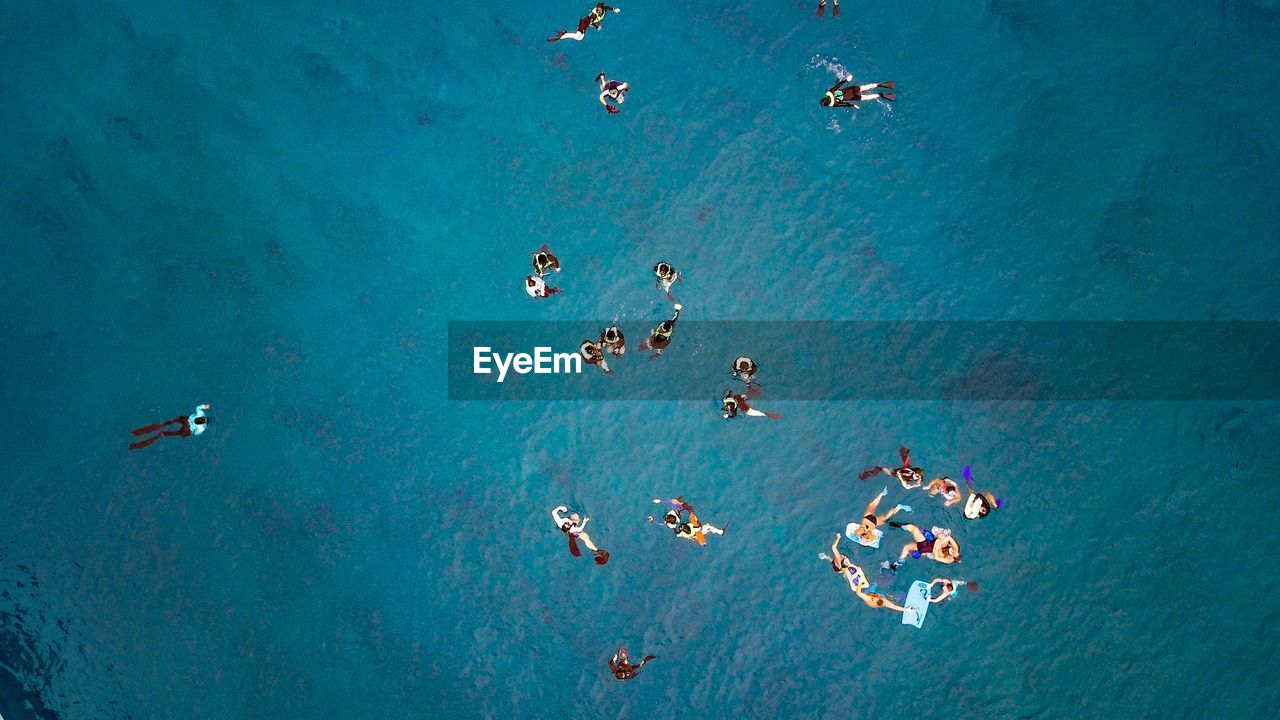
left=568, top=536, right=582, bottom=557
left=594, top=549, right=610, bottom=565
left=817, top=2, right=826, bottom=17
left=833, top=4, right=840, bottom=16
left=765, top=412, right=781, bottom=420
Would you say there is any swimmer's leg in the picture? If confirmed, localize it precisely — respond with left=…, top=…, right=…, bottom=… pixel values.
left=577, top=531, right=600, bottom=553
left=863, top=489, right=886, bottom=517
left=701, top=523, right=726, bottom=535
left=132, top=416, right=185, bottom=435
left=743, top=407, right=779, bottom=420
left=547, top=30, right=585, bottom=42
left=129, top=435, right=162, bottom=450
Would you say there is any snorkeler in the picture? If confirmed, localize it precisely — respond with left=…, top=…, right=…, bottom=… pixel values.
left=609, top=647, right=655, bottom=680
left=596, top=72, right=630, bottom=114
left=822, top=536, right=905, bottom=611
left=547, top=3, right=621, bottom=43
left=129, top=403, right=211, bottom=450
left=927, top=578, right=977, bottom=603
left=532, top=244, right=560, bottom=276
left=857, top=446, right=924, bottom=489
left=637, top=304, right=682, bottom=359
left=600, top=326, right=626, bottom=357
left=648, top=497, right=724, bottom=544
left=961, top=466, right=1003, bottom=520
left=847, top=487, right=911, bottom=548
left=525, top=274, right=562, bottom=299
left=924, top=476, right=962, bottom=507
left=816, top=0, right=841, bottom=17
left=579, top=339, right=613, bottom=373
left=653, top=261, right=681, bottom=302
left=722, top=390, right=780, bottom=420
left=820, top=78, right=895, bottom=107
left=730, top=356, right=759, bottom=385
left=552, top=505, right=609, bottom=564
left=885, top=523, right=961, bottom=571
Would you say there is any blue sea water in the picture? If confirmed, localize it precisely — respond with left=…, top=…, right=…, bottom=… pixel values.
left=3, top=0, right=1280, bottom=718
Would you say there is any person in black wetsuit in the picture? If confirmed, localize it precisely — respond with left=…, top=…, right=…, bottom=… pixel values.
left=820, top=78, right=895, bottom=107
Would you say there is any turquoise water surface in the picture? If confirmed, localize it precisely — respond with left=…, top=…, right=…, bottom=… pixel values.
left=3, top=1, right=1280, bottom=718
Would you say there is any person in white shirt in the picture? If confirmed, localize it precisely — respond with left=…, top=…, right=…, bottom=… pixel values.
left=130, top=403, right=210, bottom=450
left=552, top=505, right=609, bottom=564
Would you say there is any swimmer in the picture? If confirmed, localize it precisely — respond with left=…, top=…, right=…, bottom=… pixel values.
left=823, top=536, right=905, bottom=611
left=600, top=326, right=626, bottom=357
left=649, top=497, right=725, bottom=543
left=532, top=244, right=560, bottom=276
left=637, top=304, right=681, bottom=359
left=547, top=3, right=621, bottom=43
left=129, top=403, right=211, bottom=450
left=609, top=647, right=655, bottom=680
left=924, top=476, right=962, bottom=507
left=820, top=78, right=895, bottom=107
left=730, top=356, right=758, bottom=385
left=816, top=0, right=841, bottom=17
left=722, top=390, right=780, bottom=420
left=857, top=446, right=924, bottom=489
left=596, top=72, right=630, bottom=114
left=552, top=505, right=609, bottom=564
left=961, top=466, right=1003, bottom=520
left=579, top=339, right=613, bottom=373
left=927, top=578, right=978, bottom=603
left=885, top=523, right=961, bottom=571
left=849, top=486, right=909, bottom=546
left=525, top=274, right=562, bottom=299
left=653, top=261, right=681, bottom=302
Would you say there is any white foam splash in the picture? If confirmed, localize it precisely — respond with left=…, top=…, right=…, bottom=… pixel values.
left=806, top=55, right=853, bottom=82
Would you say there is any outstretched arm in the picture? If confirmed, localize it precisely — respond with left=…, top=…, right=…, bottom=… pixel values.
left=551, top=506, right=568, bottom=525
left=829, top=78, right=847, bottom=92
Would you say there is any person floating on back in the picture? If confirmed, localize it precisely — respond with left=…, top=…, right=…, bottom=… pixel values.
left=722, top=390, right=779, bottom=420
left=525, top=274, right=562, bottom=299
left=637, top=304, right=681, bottom=359
left=820, top=78, right=894, bottom=108
left=552, top=505, right=609, bottom=564
left=597, top=72, right=630, bottom=114
left=579, top=339, right=613, bottom=373
left=858, top=446, right=923, bottom=489
left=961, top=466, right=1003, bottom=520
left=130, top=403, right=211, bottom=450
left=821, top=535, right=905, bottom=611
left=608, top=647, right=655, bottom=680
left=927, top=578, right=977, bottom=604
left=653, top=261, right=681, bottom=301
left=548, top=3, right=621, bottom=43
left=816, top=0, right=841, bottom=17
left=924, top=476, right=962, bottom=506
left=847, top=486, right=910, bottom=548
left=532, top=244, right=560, bottom=277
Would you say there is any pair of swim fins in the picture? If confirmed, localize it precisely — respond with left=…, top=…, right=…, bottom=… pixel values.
left=567, top=536, right=610, bottom=564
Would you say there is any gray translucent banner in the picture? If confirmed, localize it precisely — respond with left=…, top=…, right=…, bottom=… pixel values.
left=448, top=321, right=1280, bottom=401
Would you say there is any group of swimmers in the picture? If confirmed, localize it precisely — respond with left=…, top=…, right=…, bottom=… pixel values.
left=552, top=494, right=727, bottom=678
left=824, top=447, right=1002, bottom=617
left=546, top=2, right=891, bottom=114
